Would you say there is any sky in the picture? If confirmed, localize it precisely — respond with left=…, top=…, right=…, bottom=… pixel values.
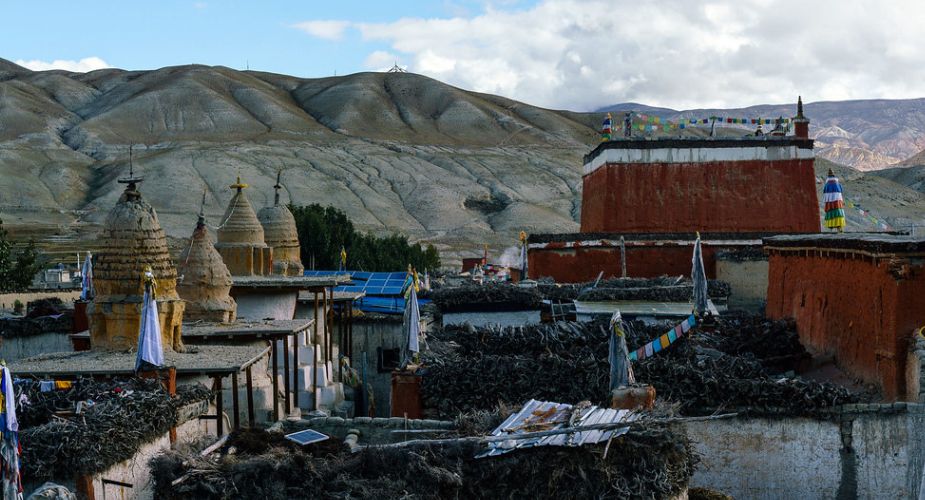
left=3, top=0, right=923, bottom=111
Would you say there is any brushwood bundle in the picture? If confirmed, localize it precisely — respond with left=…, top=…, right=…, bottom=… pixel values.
left=421, top=315, right=857, bottom=418
left=18, top=378, right=212, bottom=478
left=431, top=282, right=542, bottom=312
left=150, top=425, right=695, bottom=499
left=537, top=277, right=730, bottom=302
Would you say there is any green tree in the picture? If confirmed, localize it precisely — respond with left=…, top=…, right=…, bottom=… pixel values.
left=290, top=205, right=441, bottom=272
left=0, top=219, right=43, bottom=292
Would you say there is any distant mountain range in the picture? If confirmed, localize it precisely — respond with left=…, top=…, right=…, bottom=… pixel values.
left=1, top=57, right=924, bottom=263
left=599, top=99, right=925, bottom=171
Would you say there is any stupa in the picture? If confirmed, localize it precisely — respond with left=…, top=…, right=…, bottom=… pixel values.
left=178, top=195, right=237, bottom=322
left=87, top=165, right=185, bottom=351
left=258, top=172, right=305, bottom=277
left=214, top=177, right=273, bottom=276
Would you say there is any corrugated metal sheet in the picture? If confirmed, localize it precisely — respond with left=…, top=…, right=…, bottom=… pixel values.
left=476, top=399, right=637, bottom=458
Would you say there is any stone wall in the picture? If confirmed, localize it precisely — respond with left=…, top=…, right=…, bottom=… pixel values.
left=349, top=317, right=406, bottom=417
left=0, top=290, right=80, bottom=312
left=442, top=310, right=541, bottom=328
left=686, top=404, right=925, bottom=499
left=0, top=332, right=73, bottom=361
left=715, top=258, right=768, bottom=311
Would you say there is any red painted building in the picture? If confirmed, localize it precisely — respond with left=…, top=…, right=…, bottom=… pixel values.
left=764, top=234, right=925, bottom=400
left=528, top=232, right=773, bottom=282
left=530, top=100, right=818, bottom=282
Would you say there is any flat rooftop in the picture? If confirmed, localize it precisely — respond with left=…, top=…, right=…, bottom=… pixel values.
left=298, top=290, right=366, bottom=303
left=585, top=136, right=814, bottom=164
left=183, top=319, right=313, bottom=339
left=231, top=275, right=348, bottom=290
left=529, top=231, right=785, bottom=245
left=764, top=233, right=925, bottom=255
left=7, top=344, right=269, bottom=377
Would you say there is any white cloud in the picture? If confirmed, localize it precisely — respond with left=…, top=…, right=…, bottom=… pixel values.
left=364, top=50, right=401, bottom=71
left=292, top=20, right=352, bottom=41
left=15, top=57, right=111, bottom=73
left=343, top=0, right=925, bottom=110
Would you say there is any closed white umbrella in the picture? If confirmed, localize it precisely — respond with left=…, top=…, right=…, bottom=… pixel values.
left=402, top=286, right=421, bottom=367
left=80, top=252, right=94, bottom=301
left=0, top=364, right=21, bottom=500
left=692, top=233, right=709, bottom=316
left=136, top=267, right=164, bottom=372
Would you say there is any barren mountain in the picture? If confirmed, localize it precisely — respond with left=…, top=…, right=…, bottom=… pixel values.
left=1, top=58, right=924, bottom=264
left=600, top=99, right=925, bottom=171
left=0, top=59, right=601, bottom=262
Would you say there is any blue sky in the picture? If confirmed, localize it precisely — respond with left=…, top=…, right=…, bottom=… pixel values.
left=3, top=1, right=923, bottom=110
left=3, top=1, right=534, bottom=76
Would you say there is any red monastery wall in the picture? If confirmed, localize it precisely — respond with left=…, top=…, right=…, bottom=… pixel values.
left=528, top=241, right=754, bottom=282
left=766, top=252, right=925, bottom=400
left=581, top=159, right=819, bottom=234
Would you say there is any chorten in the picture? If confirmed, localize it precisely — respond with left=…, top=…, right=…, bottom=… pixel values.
left=214, top=177, right=273, bottom=276
left=258, top=172, right=305, bottom=277
left=178, top=196, right=237, bottom=322
left=87, top=164, right=185, bottom=351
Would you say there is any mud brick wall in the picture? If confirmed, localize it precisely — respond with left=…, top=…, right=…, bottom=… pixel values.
left=686, top=404, right=925, bottom=499
left=528, top=242, right=757, bottom=282
left=580, top=159, right=819, bottom=234
left=766, top=252, right=925, bottom=400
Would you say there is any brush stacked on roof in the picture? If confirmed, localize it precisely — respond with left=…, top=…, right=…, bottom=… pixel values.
left=536, top=277, right=731, bottom=302
left=422, top=315, right=857, bottom=418
left=19, top=378, right=212, bottom=479
left=150, top=425, right=694, bottom=499
left=431, top=282, right=542, bottom=313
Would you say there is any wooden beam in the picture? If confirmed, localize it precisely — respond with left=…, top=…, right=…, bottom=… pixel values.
left=231, top=371, right=240, bottom=430
left=246, top=366, right=255, bottom=427
left=214, top=376, right=224, bottom=437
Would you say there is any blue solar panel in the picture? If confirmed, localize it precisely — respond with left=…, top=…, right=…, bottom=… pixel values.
left=285, top=429, right=329, bottom=445
left=382, top=287, right=404, bottom=295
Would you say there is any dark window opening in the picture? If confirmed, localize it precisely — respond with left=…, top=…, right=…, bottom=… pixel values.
left=377, top=347, right=400, bottom=373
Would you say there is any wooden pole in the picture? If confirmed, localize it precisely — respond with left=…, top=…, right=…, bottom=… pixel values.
left=325, top=287, right=332, bottom=365
left=214, top=376, right=223, bottom=437
left=292, top=331, right=299, bottom=413
left=313, top=291, right=319, bottom=411
left=271, top=338, right=280, bottom=421
left=231, top=371, right=240, bottom=430
left=362, top=412, right=741, bottom=451
left=282, top=336, right=291, bottom=414
left=348, top=301, right=354, bottom=360
left=167, top=367, right=178, bottom=445
left=246, top=365, right=255, bottom=427
left=76, top=475, right=95, bottom=499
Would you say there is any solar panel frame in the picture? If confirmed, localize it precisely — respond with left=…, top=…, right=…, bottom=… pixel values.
left=284, top=429, right=329, bottom=446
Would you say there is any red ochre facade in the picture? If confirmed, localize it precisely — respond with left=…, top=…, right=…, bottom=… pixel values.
left=580, top=159, right=820, bottom=234
left=765, top=250, right=925, bottom=401
left=528, top=242, right=738, bottom=282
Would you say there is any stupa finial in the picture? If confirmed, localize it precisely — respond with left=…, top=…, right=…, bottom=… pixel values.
left=273, top=170, right=282, bottom=206
left=118, top=144, right=144, bottom=195
left=197, top=189, right=207, bottom=227
left=230, top=176, right=248, bottom=191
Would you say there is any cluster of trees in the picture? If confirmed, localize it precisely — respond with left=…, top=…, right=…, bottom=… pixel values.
left=0, top=219, right=42, bottom=292
left=290, top=204, right=441, bottom=272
